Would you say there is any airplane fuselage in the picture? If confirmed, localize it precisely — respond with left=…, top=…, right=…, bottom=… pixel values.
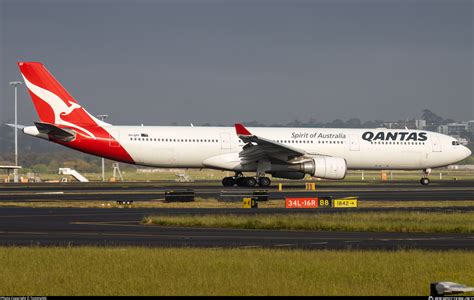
left=17, top=61, right=472, bottom=186
left=25, top=125, right=469, bottom=172
left=118, top=126, right=469, bottom=171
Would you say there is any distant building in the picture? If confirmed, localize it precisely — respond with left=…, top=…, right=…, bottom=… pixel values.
left=447, top=123, right=469, bottom=135
left=451, top=135, right=469, bottom=146
left=383, top=119, right=421, bottom=130
left=468, top=121, right=474, bottom=133
left=459, top=138, right=469, bottom=146
left=415, top=119, right=426, bottom=130
left=438, top=125, right=448, bottom=135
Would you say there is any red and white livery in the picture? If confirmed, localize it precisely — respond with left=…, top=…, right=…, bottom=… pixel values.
left=18, top=62, right=471, bottom=186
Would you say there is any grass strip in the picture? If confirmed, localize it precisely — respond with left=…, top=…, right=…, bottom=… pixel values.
left=0, top=247, right=472, bottom=296
left=143, top=211, right=474, bottom=233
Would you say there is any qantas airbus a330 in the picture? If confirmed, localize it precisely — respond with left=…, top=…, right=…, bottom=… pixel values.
left=14, top=62, right=471, bottom=186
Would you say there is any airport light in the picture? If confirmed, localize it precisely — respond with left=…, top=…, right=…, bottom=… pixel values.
left=9, top=81, right=23, bottom=183
left=97, top=114, right=109, bottom=181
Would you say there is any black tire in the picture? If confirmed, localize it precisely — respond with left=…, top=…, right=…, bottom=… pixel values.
left=236, top=177, right=248, bottom=187
left=246, top=177, right=257, bottom=187
left=222, top=177, right=235, bottom=187
left=258, top=177, right=271, bottom=187
left=420, top=178, right=430, bottom=185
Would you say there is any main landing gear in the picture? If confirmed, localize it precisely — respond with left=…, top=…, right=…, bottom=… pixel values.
left=420, top=168, right=431, bottom=185
left=222, top=173, right=271, bottom=187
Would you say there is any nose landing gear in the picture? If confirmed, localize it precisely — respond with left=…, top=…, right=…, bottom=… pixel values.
left=420, top=168, right=431, bottom=185
left=420, top=177, right=430, bottom=185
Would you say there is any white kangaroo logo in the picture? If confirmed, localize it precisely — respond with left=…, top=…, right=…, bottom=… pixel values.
left=22, top=75, right=96, bottom=139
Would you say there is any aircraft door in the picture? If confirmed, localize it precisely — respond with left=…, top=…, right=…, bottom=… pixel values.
left=349, top=135, right=360, bottom=151
left=432, top=136, right=442, bottom=152
left=220, top=133, right=231, bottom=150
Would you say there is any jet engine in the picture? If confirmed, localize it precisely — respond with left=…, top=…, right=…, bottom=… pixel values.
left=295, top=156, right=347, bottom=180
left=269, top=156, right=347, bottom=180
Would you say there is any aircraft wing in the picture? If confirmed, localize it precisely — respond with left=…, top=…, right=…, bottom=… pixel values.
left=234, top=123, right=306, bottom=164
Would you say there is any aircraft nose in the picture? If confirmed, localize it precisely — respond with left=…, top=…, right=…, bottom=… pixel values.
left=464, top=146, right=472, bottom=158
left=462, top=146, right=471, bottom=159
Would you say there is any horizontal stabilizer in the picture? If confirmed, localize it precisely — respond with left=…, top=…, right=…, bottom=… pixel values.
left=34, top=122, right=75, bottom=142
left=4, top=123, right=25, bottom=130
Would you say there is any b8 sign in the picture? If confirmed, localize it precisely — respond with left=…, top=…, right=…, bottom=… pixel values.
left=318, top=197, right=332, bottom=208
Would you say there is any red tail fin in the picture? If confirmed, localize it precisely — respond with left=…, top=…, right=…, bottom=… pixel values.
left=17, top=62, right=101, bottom=128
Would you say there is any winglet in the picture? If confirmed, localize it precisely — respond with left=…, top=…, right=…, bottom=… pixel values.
left=235, top=123, right=252, bottom=136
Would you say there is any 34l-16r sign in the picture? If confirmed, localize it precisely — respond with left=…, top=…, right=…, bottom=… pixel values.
left=285, top=198, right=333, bottom=208
left=285, top=198, right=319, bottom=208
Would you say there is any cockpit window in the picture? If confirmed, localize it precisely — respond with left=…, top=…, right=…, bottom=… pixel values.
left=452, top=141, right=460, bottom=146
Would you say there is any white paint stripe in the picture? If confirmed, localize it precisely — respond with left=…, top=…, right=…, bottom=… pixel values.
left=21, top=75, right=97, bottom=139
left=36, top=192, right=64, bottom=195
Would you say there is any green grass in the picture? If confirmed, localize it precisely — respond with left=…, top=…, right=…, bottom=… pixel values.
left=0, top=247, right=472, bottom=296
left=143, top=212, right=474, bottom=233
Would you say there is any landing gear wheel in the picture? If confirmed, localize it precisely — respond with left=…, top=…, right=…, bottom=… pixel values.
left=420, top=178, right=430, bottom=185
left=222, top=177, right=235, bottom=187
left=246, top=177, right=257, bottom=187
left=236, top=177, right=249, bottom=187
left=258, top=177, right=271, bottom=187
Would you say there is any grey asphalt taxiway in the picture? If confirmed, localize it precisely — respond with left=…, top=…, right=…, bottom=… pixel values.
left=0, top=180, right=472, bottom=250
left=1, top=180, right=474, bottom=202
left=0, top=206, right=472, bottom=250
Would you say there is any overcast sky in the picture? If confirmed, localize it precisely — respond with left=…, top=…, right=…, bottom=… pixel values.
left=1, top=0, right=472, bottom=126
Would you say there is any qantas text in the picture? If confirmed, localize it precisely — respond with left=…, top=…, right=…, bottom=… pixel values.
left=362, top=131, right=428, bottom=142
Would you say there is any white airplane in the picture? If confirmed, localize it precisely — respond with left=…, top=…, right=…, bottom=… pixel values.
left=16, top=62, right=471, bottom=187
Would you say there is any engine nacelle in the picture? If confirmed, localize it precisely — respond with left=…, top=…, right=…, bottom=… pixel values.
left=270, top=171, right=305, bottom=180
left=298, top=156, right=347, bottom=180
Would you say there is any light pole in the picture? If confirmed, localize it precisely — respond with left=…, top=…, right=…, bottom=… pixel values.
left=97, top=114, right=109, bottom=181
left=9, top=81, right=23, bottom=183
